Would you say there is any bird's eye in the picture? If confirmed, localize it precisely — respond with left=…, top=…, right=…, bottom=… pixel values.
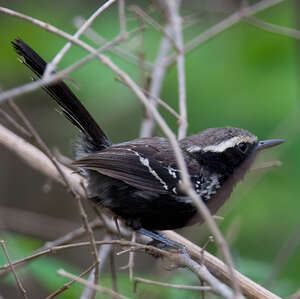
left=238, top=142, right=248, bottom=153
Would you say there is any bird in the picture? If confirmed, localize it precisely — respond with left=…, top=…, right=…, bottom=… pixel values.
left=12, top=38, right=284, bottom=249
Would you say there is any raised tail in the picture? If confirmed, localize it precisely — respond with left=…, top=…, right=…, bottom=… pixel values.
left=12, top=38, right=111, bottom=152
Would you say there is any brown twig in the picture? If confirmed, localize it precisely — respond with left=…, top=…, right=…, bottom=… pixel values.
left=129, top=5, right=179, bottom=52
left=73, top=16, right=152, bottom=70
left=0, top=240, right=28, bottom=299
left=46, top=263, right=96, bottom=299
left=8, top=99, right=77, bottom=197
left=244, top=16, right=300, bottom=40
left=133, top=277, right=212, bottom=292
left=58, top=268, right=128, bottom=299
left=43, top=0, right=117, bottom=78
left=0, top=240, right=165, bottom=272
left=77, top=197, right=99, bottom=299
left=81, top=235, right=113, bottom=299
left=109, top=248, right=119, bottom=294
left=164, top=0, right=188, bottom=140
left=0, top=106, right=31, bottom=137
left=0, top=215, right=102, bottom=279
left=165, top=0, right=286, bottom=67
left=120, top=232, right=136, bottom=280
left=139, top=15, right=173, bottom=136
left=118, top=0, right=127, bottom=38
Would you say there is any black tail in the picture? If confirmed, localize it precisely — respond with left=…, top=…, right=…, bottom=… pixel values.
left=12, top=38, right=111, bottom=151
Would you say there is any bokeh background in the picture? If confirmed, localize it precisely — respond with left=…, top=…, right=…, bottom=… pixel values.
left=0, top=0, right=299, bottom=298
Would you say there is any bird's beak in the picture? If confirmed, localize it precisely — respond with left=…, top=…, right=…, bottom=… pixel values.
left=256, top=139, right=284, bottom=151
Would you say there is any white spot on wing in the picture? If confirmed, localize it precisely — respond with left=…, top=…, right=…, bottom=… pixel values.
left=129, top=149, right=169, bottom=191
left=168, top=166, right=177, bottom=178
left=187, top=145, right=202, bottom=153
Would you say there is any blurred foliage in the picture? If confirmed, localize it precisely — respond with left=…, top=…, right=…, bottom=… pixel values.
left=0, top=0, right=299, bottom=298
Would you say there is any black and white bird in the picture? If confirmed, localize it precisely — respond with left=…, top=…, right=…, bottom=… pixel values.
left=12, top=39, right=284, bottom=248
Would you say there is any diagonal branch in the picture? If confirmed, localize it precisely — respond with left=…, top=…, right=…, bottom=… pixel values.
left=164, top=0, right=188, bottom=140
left=43, top=0, right=117, bottom=78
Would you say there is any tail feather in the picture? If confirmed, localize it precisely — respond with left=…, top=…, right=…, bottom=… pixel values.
left=12, top=38, right=111, bottom=151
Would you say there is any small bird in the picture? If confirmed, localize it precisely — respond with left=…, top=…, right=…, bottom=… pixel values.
left=12, top=39, right=284, bottom=248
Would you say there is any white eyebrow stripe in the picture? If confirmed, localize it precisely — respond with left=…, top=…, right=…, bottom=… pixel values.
left=202, top=136, right=257, bottom=152
left=187, top=135, right=257, bottom=153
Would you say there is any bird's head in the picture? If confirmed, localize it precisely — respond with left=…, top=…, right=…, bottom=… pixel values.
left=181, top=127, right=284, bottom=177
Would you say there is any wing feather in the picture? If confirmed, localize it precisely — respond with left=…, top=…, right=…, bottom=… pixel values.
left=73, top=138, right=194, bottom=194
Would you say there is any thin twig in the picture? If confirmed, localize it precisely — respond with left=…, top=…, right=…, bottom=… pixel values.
left=165, top=0, right=286, bottom=67
left=244, top=16, right=300, bottom=40
left=128, top=5, right=179, bottom=52
left=80, top=235, right=113, bottom=299
left=8, top=100, right=76, bottom=197
left=0, top=106, right=31, bottom=137
left=77, top=197, right=99, bottom=299
left=139, top=23, right=173, bottom=137
left=134, top=277, right=212, bottom=292
left=43, top=0, right=117, bottom=78
left=46, top=263, right=96, bottom=299
left=120, top=232, right=136, bottom=280
left=264, top=221, right=300, bottom=287
left=58, top=269, right=128, bottom=299
left=73, top=16, right=152, bottom=70
left=109, top=248, right=119, bottom=294
left=0, top=217, right=102, bottom=279
left=115, top=77, right=180, bottom=120
left=164, top=0, right=188, bottom=139
left=118, top=0, right=127, bottom=38
left=0, top=240, right=28, bottom=299
left=0, top=240, right=166, bottom=272
left=250, top=160, right=282, bottom=171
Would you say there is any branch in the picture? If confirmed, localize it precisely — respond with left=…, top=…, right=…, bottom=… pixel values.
left=58, top=269, right=128, bottom=299
left=165, top=0, right=286, bottom=67
left=164, top=0, right=188, bottom=139
left=0, top=240, right=28, bottom=299
left=43, top=0, right=117, bottom=78
left=80, top=235, right=113, bottom=299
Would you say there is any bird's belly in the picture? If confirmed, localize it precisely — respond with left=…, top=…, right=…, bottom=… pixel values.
left=86, top=170, right=197, bottom=230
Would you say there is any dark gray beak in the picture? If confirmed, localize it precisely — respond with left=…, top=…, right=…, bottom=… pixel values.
left=256, top=139, right=284, bottom=151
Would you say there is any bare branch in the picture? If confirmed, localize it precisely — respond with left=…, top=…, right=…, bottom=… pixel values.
left=109, top=249, right=119, bottom=294
left=58, top=269, right=128, bottom=299
left=165, top=0, right=286, bottom=66
left=81, top=235, right=113, bottom=299
left=118, top=0, right=127, bottom=38
left=8, top=100, right=76, bottom=196
left=43, top=0, right=117, bottom=78
left=134, top=277, right=212, bottom=292
left=46, top=263, right=96, bottom=299
left=139, top=22, right=173, bottom=137
left=0, top=240, right=28, bottom=299
left=77, top=197, right=100, bottom=299
left=74, top=16, right=152, bottom=70
left=244, top=16, right=300, bottom=39
left=164, top=0, right=188, bottom=139
left=0, top=106, right=31, bottom=137
left=129, top=5, right=179, bottom=51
